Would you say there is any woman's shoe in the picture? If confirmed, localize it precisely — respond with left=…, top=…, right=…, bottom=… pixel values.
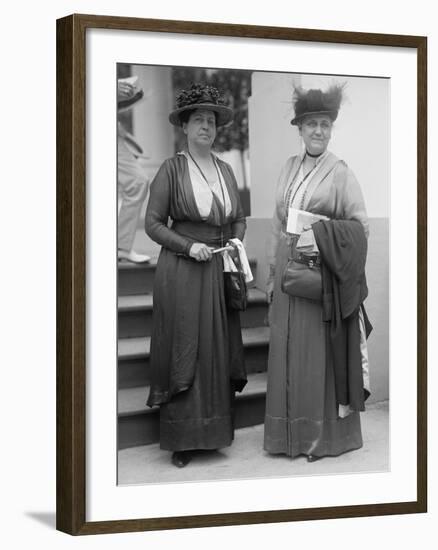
left=307, top=454, right=323, bottom=463
left=171, top=451, right=192, bottom=468
left=118, top=249, right=151, bottom=263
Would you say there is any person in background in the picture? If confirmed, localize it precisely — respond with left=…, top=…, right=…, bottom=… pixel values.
left=117, top=76, right=151, bottom=263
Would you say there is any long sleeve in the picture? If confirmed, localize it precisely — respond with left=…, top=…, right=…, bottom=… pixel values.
left=145, top=161, right=194, bottom=255
left=338, top=163, right=369, bottom=238
left=267, top=209, right=282, bottom=282
left=266, top=158, right=294, bottom=278
left=231, top=195, right=246, bottom=241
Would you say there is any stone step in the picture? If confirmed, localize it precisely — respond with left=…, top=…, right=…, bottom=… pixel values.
left=118, top=326, right=270, bottom=389
left=118, top=256, right=258, bottom=296
left=118, top=372, right=267, bottom=449
left=118, top=287, right=269, bottom=338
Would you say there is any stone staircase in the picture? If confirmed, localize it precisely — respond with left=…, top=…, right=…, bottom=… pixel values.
left=117, top=257, right=269, bottom=450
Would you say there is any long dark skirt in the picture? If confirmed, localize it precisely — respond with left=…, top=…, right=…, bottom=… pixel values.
left=264, top=233, right=363, bottom=458
left=148, top=245, right=244, bottom=452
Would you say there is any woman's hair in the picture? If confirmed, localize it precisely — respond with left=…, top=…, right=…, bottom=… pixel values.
left=179, top=108, right=219, bottom=126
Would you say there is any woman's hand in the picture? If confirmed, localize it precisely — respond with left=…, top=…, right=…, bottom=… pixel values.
left=296, top=227, right=318, bottom=254
left=225, top=240, right=239, bottom=261
left=189, top=243, right=213, bottom=262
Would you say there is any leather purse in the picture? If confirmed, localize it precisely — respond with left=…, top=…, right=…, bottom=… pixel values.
left=281, top=255, right=322, bottom=302
left=224, top=252, right=248, bottom=311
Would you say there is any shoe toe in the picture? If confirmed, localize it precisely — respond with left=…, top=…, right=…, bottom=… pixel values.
left=118, top=251, right=150, bottom=263
left=129, top=252, right=151, bottom=263
left=307, top=454, right=322, bottom=463
left=171, top=451, right=192, bottom=468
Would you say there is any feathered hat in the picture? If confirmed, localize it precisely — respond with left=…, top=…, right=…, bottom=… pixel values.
left=291, top=83, right=345, bottom=125
left=168, top=83, right=233, bottom=127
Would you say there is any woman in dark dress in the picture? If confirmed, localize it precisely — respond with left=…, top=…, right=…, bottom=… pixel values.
left=145, top=84, right=247, bottom=468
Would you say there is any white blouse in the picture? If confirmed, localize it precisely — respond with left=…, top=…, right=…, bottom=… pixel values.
left=178, top=151, right=232, bottom=220
left=287, top=149, right=329, bottom=210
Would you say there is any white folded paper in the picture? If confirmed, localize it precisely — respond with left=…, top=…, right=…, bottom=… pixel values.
left=286, top=207, right=329, bottom=235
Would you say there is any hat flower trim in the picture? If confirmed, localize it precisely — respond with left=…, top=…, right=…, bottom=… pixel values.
left=175, top=83, right=226, bottom=109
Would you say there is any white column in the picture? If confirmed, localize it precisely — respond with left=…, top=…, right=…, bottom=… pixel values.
left=248, top=72, right=302, bottom=218
left=130, top=65, right=174, bottom=181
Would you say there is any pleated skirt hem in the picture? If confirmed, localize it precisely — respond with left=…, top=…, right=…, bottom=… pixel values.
left=159, top=415, right=234, bottom=451
left=263, top=413, right=363, bottom=458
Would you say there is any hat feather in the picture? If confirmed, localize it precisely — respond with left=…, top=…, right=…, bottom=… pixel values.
left=291, top=82, right=346, bottom=125
left=323, top=84, right=345, bottom=112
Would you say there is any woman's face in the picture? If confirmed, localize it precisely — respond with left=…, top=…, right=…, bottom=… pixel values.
left=183, top=109, right=217, bottom=149
left=299, top=114, right=333, bottom=156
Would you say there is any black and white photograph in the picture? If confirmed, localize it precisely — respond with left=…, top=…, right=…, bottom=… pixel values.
left=3, top=0, right=435, bottom=544
left=116, top=64, right=390, bottom=485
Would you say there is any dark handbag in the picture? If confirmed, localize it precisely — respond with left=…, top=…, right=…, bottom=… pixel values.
left=281, top=255, right=322, bottom=301
left=224, top=252, right=248, bottom=311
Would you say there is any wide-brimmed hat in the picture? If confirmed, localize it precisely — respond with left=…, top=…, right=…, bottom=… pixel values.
left=291, top=84, right=344, bottom=125
left=169, top=83, right=233, bottom=127
left=117, top=76, right=145, bottom=111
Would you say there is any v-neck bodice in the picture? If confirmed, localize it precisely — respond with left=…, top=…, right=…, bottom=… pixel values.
left=179, top=151, right=232, bottom=222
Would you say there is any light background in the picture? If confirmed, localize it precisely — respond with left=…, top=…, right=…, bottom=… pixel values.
left=1, top=0, right=435, bottom=548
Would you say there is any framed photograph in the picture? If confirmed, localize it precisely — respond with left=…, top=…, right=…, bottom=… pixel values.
left=56, top=13, right=427, bottom=535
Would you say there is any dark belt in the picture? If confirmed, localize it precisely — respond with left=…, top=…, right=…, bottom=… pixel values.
left=172, top=220, right=232, bottom=247
left=295, top=254, right=321, bottom=268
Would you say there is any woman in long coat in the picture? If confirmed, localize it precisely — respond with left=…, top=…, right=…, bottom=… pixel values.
left=264, top=85, right=371, bottom=461
left=145, top=84, right=247, bottom=468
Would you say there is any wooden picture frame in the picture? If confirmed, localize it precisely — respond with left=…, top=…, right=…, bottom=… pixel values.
left=56, top=13, right=427, bottom=535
